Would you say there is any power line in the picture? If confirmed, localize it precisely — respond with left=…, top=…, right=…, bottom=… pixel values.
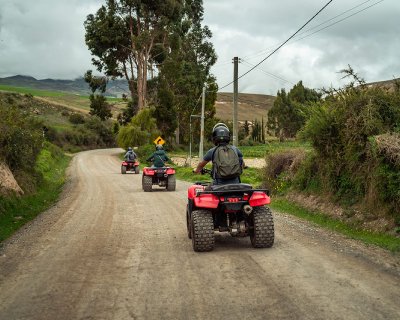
left=218, top=0, right=334, bottom=91
left=241, top=0, right=376, bottom=62
left=290, top=0, right=384, bottom=43
left=241, top=59, right=295, bottom=85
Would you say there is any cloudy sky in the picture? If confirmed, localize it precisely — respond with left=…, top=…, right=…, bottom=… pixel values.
left=0, top=0, right=398, bottom=95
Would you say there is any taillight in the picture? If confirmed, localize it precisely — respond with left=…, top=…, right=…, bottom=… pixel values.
left=249, top=192, right=270, bottom=206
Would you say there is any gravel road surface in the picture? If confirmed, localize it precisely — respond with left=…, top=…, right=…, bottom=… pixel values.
left=0, top=148, right=399, bottom=320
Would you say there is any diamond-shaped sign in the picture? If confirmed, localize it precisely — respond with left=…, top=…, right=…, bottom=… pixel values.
left=153, top=136, right=165, bottom=145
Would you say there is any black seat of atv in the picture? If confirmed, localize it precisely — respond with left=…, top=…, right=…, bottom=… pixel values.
left=210, top=183, right=252, bottom=191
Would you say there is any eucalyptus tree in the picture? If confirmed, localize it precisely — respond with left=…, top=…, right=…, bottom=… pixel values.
left=84, top=0, right=183, bottom=115
left=155, top=0, right=218, bottom=143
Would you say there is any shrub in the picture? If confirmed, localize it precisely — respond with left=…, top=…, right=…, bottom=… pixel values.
left=263, top=149, right=306, bottom=194
left=117, top=107, right=159, bottom=149
left=0, top=103, right=44, bottom=171
left=69, top=113, right=85, bottom=124
left=298, top=69, right=400, bottom=222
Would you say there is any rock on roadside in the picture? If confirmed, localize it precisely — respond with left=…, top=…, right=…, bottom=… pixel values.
left=0, top=162, right=24, bottom=196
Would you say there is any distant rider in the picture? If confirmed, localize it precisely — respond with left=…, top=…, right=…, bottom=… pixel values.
left=193, top=123, right=244, bottom=185
left=124, top=147, right=137, bottom=162
left=147, top=144, right=171, bottom=168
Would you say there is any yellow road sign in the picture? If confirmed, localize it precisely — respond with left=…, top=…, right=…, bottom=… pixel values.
left=154, top=136, right=165, bottom=145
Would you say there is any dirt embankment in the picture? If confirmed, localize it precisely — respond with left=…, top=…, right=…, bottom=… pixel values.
left=0, top=162, right=23, bottom=196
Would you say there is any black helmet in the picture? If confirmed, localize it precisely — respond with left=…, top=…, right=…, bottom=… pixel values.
left=156, top=144, right=163, bottom=150
left=127, top=147, right=133, bottom=152
left=212, top=123, right=230, bottom=145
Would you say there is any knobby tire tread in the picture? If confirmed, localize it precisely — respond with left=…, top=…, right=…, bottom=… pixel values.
left=192, top=210, right=214, bottom=252
left=250, top=206, right=274, bottom=248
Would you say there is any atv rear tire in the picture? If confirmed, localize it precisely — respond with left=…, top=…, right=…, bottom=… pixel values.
left=166, top=174, right=176, bottom=191
left=142, top=175, right=153, bottom=192
left=250, top=206, right=274, bottom=248
left=191, top=210, right=214, bottom=252
left=135, top=166, right=140, bottom=174
left=121, top=165, right=127, bottom=174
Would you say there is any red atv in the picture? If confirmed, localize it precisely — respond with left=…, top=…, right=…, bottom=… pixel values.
left=121, top=160, right=140, bottom=174
left=142, top=166, right=176, bottom=192
left=186, top=169, right=274, bottom=252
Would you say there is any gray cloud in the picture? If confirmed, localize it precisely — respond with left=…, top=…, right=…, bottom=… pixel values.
left=204, top=0, right=400, bottom=94
left=0, top=0, right=398, bottom=95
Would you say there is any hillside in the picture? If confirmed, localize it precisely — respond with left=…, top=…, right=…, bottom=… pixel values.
left=0, top=75, right=275, bottom=121
left=0, top=75, right=128, bottom=97
left=215, top=92, right=275, bottom=122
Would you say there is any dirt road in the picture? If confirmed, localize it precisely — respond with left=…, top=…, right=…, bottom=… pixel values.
left=1, top=149, right=399, bottom=320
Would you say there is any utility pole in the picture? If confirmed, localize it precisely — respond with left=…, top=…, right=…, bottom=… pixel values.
left=199, top=85, right=206, bottom=160
left=233, top=57, right=239, bottom=147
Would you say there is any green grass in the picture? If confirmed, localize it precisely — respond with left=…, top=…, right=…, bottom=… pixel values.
left=0, top=85, right=67, bottom=97
left=0, top=84, right=125, bottom=114
left=270, top=198, right=400, bottom=252
left=0, top=143, right=71, bottom=242
left=240, top=140, right=312, bottom=158
left=170, top=141, right=311, bottom=159
left=173, top=165, right=263, bottom=186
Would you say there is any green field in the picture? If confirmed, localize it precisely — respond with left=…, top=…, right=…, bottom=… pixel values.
left=240, top=140, right=312, bottom=157
left=0, top=84, right=125, bottom=115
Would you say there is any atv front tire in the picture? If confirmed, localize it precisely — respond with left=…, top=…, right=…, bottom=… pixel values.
left=166, top=174, right=176, bottom=191
left=191, top=210, right=214, bottom=252
left=250, top=206, right=274, bottom=248
left=142, top=175, right=153, bottom=192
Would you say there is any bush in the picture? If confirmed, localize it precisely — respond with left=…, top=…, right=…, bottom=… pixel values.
left=0, top=103, right=44, bottom=171
left=117, top=107, right=159, bottom=149
left=136, top=144, right=156, bottom=161
left=69, top=113, right=85, bottom=124
left=298, top=70, right=400, bottom=222
left=263, top=150, right=306, bottom=194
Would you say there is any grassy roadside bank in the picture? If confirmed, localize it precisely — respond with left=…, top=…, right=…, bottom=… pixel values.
left=0, top=144, right=71, bottom=242
left=174, top=166, right=400, bottom=253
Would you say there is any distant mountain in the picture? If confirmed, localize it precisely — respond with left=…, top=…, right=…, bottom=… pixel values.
left=0, top=75, right=129, bottom=97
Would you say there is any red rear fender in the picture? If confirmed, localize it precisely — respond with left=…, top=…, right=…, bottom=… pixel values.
left=166, top=168, right=175, bottom=174
left=188, top=185, right=205, bottom=199
left=194, top=193, right=219, bottom=209
left=249, top=191, right=271, bottom=207
left=143, top=167, right=155, bottom=175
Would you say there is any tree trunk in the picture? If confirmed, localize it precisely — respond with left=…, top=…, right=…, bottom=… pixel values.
left=175, top=119, right=180, bottom=144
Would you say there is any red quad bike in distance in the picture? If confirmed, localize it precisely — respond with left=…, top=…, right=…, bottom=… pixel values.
left=186, top=168, right=274, bottom=252
left=142, top=166, right=176, bottom=191
left=121, top=160, right=140, bottom=174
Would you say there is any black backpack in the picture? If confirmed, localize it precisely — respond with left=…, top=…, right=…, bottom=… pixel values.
left=212, top=145, right=242, bottom=179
